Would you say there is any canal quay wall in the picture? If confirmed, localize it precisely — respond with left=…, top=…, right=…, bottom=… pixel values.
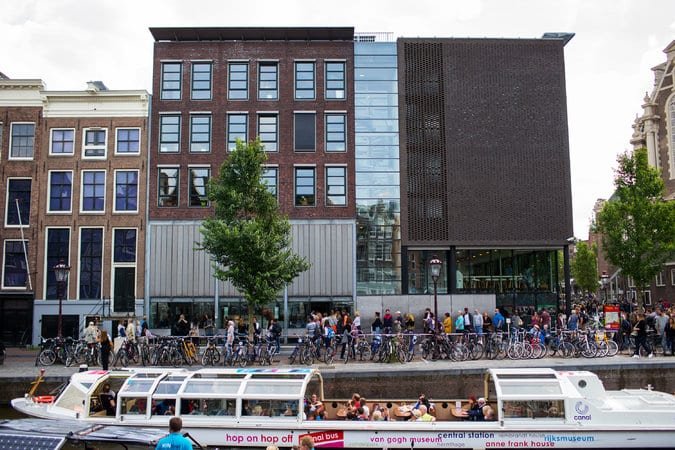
left=0, top=347, right=673, bottom=404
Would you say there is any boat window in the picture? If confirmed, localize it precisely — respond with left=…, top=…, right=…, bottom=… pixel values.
left=183, top=380, right=240, bottom=395
left=244, top=380, right=304, bottom=396
left=242, top=399, right=299, bottom=418
left=54, top=384, right=86, bottom=413
left=192, top=373, right=245, bottom=379
left=121, top=379, right=156, bottom=394
left=249, top=373, right=307, bottom=380
left=121, top=397, right=148, bottom=415
left=499, top=382, right=561, bottom=396
left=181, top=398, right=235, bottom=416
left=151, top=399, right=176, bottom=416
left=155, top=381, right=182, bottom=395
left=502, top=400, right=565, bottom=419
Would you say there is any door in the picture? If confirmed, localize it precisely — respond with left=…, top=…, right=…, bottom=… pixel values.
left=113, top=267, right=135, bottom=313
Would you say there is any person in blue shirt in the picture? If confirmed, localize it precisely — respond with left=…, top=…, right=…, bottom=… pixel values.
left=156, top=417, right=192, bottom=450
left=492, top=309, right=505, bottom=331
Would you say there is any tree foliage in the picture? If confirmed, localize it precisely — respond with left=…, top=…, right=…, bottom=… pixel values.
left=571, top=241, right=598, bottom=294
left=198, top=139, right=310, bottom=331
left=596, top=148, right=675, bottom=309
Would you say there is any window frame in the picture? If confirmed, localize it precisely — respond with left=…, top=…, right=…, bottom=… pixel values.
left=158, top=166, right=180, bottom=208
left=47, top=170, right=73, bottom=214
left=294, top=166, right=316, bottom=207
left=257, top=113, right=278, bottom=152
left=325, top=61, right=346, bottom=100
left=294, top=61, right=316, bottom=100
left=114, top=169, right=140, bottom=214
left=258, top=62, right=278, bottom=100
left=5, top=178, right=32, bottom=227
left=294, top=112, right=316, bottom=152
left=227, top=113, right=248, bottom=152
left=115, top=127, right=141, bottom=155
left=189, top=114, right=212, bottom=153
left=325, top=113, right=347, bottom=152
left=325, top=165, right=347, bottom=207
left=188, top=166, right=211, bottom=208
left=9, top=122, right=36, bottom=160
left=228, top=62, right=249, bottom=100
left=191, top=61, right=213, bottom=100
left=80, top=170, right=107, bottom=214
left=159, top=114, right=181, bottom=153
left=262, top=166, right=278, bottom=200
left=113, top=228, right=138, bottom=264
left=49, top=128, right=75, bottom=155
left=160, top=62, right=182, bottom=101
left=78, top=227, right=104, bottom=301
left=82, top=128, right=108, bottom=159
left=655, top=271, right=665, bottom=287
left=2, top=239, right=29, bottom=290
left=44, top=227, right=70, bottom=299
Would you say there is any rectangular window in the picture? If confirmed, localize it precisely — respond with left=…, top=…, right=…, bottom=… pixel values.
left=258, top=114, right=278, bottom=152
left=83, top=128, right=107, bottom=158
left=81, top=171, right=106, bottom=212
left=326, top=166, right=347, bottom=206
left=671, top=268, right=675, bottom=286
left=115, top=170, right=139, bottom=212
left=191, top=62, right=212, bottom=100
left=48, top=171, right=73, bottom=212
left=190, top=115, right=211, bottom=152
left=46, top=228, right=70, bottom=299
left=258, top=62, right=278, bottom=100
left=161, top=62, right=182, bottom=100
left=228, top=62, right=248, bottom=100
left=295, top=167, right=315, bottom=207
left=158, top=167, right=179, bottom=207
left=10, top=123, right=35, bottom=159
left=227, top=114, right=248, bottom=151
left=655, top=271, right=665, bottom=286
left=50, top=129, right=75, bottom=155
left=6, top=179, right=31, bottom=226
left=262, top=167, right=278, bottom=199
left=116, top=128, right=140, bottom=154
left=325, top=113, right=347, bottom=151
left=294, top=113, right=316, bottom=151
left=114, top=229, right=137, bottom=263
left=79, top=228, right=103, bottom=300
left=189, top=167, right=210, bottom=207
left=325, top=62, right=346, bottom=99
left=295, top=61, right=315, bottom=100
left=3, top=241, right=28, bottom=288
left=159, top=115, right=181, bottom=153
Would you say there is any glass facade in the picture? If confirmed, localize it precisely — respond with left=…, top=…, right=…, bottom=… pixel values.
left=354, top=42, right=401, bottom=295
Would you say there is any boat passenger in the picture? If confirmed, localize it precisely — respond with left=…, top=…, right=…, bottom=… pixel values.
left=414, top=394, right=430, bottom=410
left=155, top=417, right=192, bottom=450
left=410, top=409, right=422, bottom=421
left=99, top=383, right=116, bottom=416
left=418, top=405, right=436, bottom=422
left=467, top=397, right=487, bottom=421
left=309, top=394, right=324, bottom=418
left=381, top=406, right=390, bottom=421
left=372, top=410, right=384, bottom=421
left=300, top=435, right=315, bottom=450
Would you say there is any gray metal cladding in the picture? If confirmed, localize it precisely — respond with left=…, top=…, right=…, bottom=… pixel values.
left=147, top=220, right=354, bottom=297
left=399, top=38, right=574, bottom=247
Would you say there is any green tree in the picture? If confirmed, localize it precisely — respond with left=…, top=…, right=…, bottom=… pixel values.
left=596, top=147, right=675, bottom=309
left=198, top=138, right=310, bottom=334
left=571, top=241, right=598, bottom=295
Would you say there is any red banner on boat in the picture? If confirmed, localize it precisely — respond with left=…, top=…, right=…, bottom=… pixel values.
left=604, top=304, right=620, bottom=331
left=299, top=430, right=344, bottom=448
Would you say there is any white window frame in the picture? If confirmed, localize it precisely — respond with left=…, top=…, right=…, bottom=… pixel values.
left=82, top=128, right=108, bottom=159
left=43, top=227, right=71, bottom=299
left=49, top=128, right=76, bottom=156
left=655, top=271, right=665, bottom=287
left=2, top=239, right=29, bottom=290
left=9, top=122, right=36, bottom=160
left=80, top=170, right=107, bottom=214
left=77, top=226, right=105, bottom=301
left=47, top=170, right=73, bottom=214
left=113, top=169, right=140, bottom=214
left=4, top=177, right=32, bottom=227
left=110, top=227, right=138, bottom=311
left=114, top=127, right=142, bottom=155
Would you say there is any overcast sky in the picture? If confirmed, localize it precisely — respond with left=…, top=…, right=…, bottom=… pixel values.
left=2, top=0, right=674, bottom=239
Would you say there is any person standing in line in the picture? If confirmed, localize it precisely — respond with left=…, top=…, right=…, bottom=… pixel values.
left=473, top=309, right=484, bottom=336
left=99, top=329, right=112, bottom=371
left=632, top=312, right=653, bottom=359
left=155, top=417, right=192, bottom=450
left=300, top=435, right=315, bottom=450
left=492, top=309, right=505, bottom=332
left=443, top=312, right=453, bottom=335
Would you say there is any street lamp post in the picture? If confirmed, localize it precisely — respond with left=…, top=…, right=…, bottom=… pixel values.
left=429, top=255, right=442, bottom=333
left=53, top=259, right=71, bottom=338
left=600, top=271, right=609, bottom=304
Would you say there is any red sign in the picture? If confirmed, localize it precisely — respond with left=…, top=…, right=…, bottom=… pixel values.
left=604, top=304, right=620, bottom=331
left=299, top=430, right=345, bottom=448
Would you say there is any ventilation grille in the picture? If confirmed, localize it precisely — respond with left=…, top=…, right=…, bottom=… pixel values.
left=403, top=42, right=448, bottom=242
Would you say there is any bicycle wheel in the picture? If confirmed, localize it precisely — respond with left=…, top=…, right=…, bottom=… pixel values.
left=288, top=347, right=298, bottom=365
left=117, top=349, right=129, bottom=367
left=581, top=341, right=598, bottom=358
left=201, top=348, right=214, bottom=366
left=359, top=344, right=372, bottom=361
left=507, top=344, right=523, bottom=360
left=595, top=341, right=609, bottom=358
left=39, top=349, right=57, bottom=366
left=469, top=342, right=484, bottom=360
left=606, top=339, right=619, bottom=357
left=323, top=345, right=335, bottom=365
left=559, top=341, right=575, bottom=358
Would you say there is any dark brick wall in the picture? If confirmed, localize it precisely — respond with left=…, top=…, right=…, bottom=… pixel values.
left=399, top=38, right=574, bottom=247
left=149, top=40, right=355, bottom=221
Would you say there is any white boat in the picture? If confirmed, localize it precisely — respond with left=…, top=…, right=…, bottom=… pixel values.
left=11, top=367, right=675, bottom=448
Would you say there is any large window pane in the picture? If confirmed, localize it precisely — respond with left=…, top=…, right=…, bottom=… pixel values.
left=295, top=168, right=315, bottom=206
left=262, top=167, right=277, bottom=199
left=325, top=62, right=346, bottom=99
left=46, top=229, right=69, bottom=299
left=190, top=115, right=211, bottom=153
left=326, top=167, right=346, bottom=206
left=3, top=241, right=28, bottom=288
left=115, top=171, right=138, bottom=212
left=191, top=62, right=212, bottom=100
left=159, top=115, right=180, bottom=153
left=228, top=63, right=248, bottom=100
left=294, top=62, right=315, bottom=100
left=82, top=171, right=105, bottom=212
left=258, top=115, right=278, bottom=152
left=158, top=168, right=179, bottom=207
left=227, top=114, right=247, bottom=151
left=79, top=228, right=103, bottom=300
left=10, top=123, right=35, bottom=158
left=189, top=167, right=210, bottom=207
left=6, top=179, right=31, bottom=225
left=258, top=62, right=278, bottom=100
left=50, top=129, right=74, bottom=154
left=116, top=128, right=140, bottom=154
left=294, top=113, right=315, bottom=151
left=325, top=114, right=346, bottom=151
left=161, top=62, right=181, bottom=100
left=49, top=171, right=72, bottom=212
left=114, top=229, right=137, bottom=263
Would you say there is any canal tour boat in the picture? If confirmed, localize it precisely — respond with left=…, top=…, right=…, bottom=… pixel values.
left=11, top=367, right=675, bottom=448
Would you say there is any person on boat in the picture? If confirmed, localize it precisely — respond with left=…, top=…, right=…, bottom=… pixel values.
left=299, top=435, right=315, bottom=450
left=309, top=394, right=324, bottom=418
left=467, top=397, right=487, bottom=421
left=99, top=330, right=112, bottom=371
left=414, top=394, right=431, bottom=411
left=155, top=417, right=192, bottom=450
left=381, top=406, right=391, bottom=421
left=410, top=408, right=422, bottom=421
left=372, top=410, right=384, bottom=421
left=100, top=383, right=116, bottom=416
left=418, top=405, right=436, bottom=422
